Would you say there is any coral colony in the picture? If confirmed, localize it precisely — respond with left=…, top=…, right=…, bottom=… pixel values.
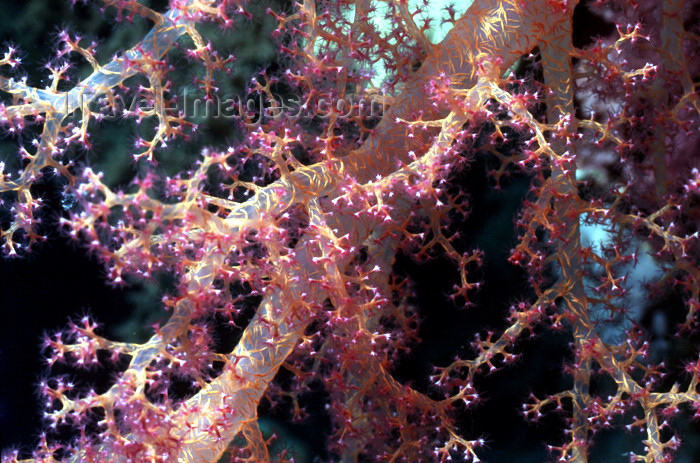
left=1, top=0, right=699, bottom=462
